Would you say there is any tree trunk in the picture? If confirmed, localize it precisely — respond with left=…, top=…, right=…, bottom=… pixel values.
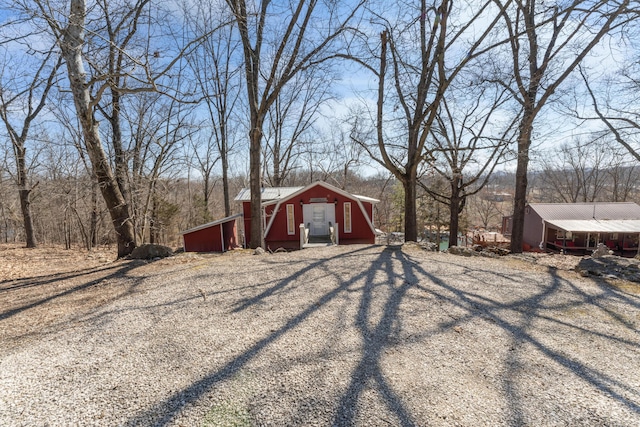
left=61, top=0, right=136, bottom=258
left=19, top=188, right=37, bottom=248
left=13, top=141, right=38, bottom=248
left=221, top=138, right=231, bottom=217
left=90, top=178, right=99, bottom=248
left=403, top=168, right=418, bottom=242
left=249, top=126, right=264, bottom=249
left=448, top=182, right=461, bottom=249
left=149, top=195, right=157, bottom=244
left=510, top=115, right=534, bottom=254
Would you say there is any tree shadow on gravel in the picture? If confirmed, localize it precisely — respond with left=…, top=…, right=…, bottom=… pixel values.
left=332, top=247, right=419, bottom=426
left=410, top=257, right=640, bottom=424
left=0, top=260, right=150, bottom=344
left=123, top=246, right=640, bottom=426
left=123, top=245, right=415, bottom=427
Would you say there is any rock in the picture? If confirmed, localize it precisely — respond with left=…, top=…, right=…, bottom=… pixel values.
left=129, top=244, right=173, bottom=260
left=420, top=242, right=439, bottom=252
left=592, top=243, right=613, bottom=258
left=484, top=246, right=510, bottom=256
left=576, top=255, right=640, bottom=283
left=447, top=246, right=474, bottom=256
left=480, top=251, right=498, bottom=258
left=254, top=247, right=266, bottom=255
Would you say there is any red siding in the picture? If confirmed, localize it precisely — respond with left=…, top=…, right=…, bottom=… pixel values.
left=222, top=220, right=238, bottom=249
left=242, top=202, right=252, bottom=246
left=265, top=185, right=375, bottom=246
left=240, top=183, right=376, bottom=249
left=183, top=217, right=240, bottom=253
left=266, top=202, right=302, bottom=249
left=337, top=199, right=375, bottom=245
left=183, top=224, right=223, bottom=252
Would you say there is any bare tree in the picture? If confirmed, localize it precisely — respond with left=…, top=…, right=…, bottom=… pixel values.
left=0, top=42, right=61, bottom=248
left=318, top=123, right=366, bottom=191
left=538, top=139, right=608, bottom=203
left=28, top=0, right=211, bottom=257
left=31, top=0, right=148, bottom=256
left=0, top=162, right=20, bottom=243
left=50, top=95, right=104, bottom=249
left=469, top=191, right=507, bottom=230
left=421, top=84, right=518, bottom=248
left=536, top=137, right=638, bottom=203
left=262, top=68, right=334, bottom=187
left=606, top=147, right=639, bottom=202
left=354, top=0, right=506, bottom=242
left=492, top=0, right=634, bottom=253
left=125, top=93, right=195, bottom=244
left=186, top=132, right=220, bottom=222
left=577, top=66, right=640, bottom=163
left=225, top=0, right=366, bottom=248
left=186, top=1, right=242, bottom=217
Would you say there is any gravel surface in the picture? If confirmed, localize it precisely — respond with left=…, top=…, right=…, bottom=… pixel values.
left=1, top=244, right=639, bottom=426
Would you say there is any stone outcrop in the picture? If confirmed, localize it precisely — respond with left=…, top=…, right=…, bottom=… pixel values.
left=576, top=255, right=640, bottom=283
left=446, top=245, right=509, bottom=258
left=129, top=244, right=173, bottom=260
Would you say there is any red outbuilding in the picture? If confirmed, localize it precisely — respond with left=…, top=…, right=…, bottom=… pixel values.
left=235, top=181, right=379, bottom=250
left=180, top=213, right=243, bottom=253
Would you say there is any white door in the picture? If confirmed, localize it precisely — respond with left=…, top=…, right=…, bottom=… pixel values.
left=303, top=204, right=335, bottom=236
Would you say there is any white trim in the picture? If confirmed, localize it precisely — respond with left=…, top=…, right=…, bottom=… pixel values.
left=344, top=202, right=352, bottom=233
left=286, top=204, right=295, bottom=235
left=263, top=181, right=377, bottom=238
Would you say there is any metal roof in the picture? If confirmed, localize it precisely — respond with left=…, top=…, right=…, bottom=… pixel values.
left=546, top=219, right=640, bottom=233
left=180, top=213, right=243, bottom=235
left=234, top=185, right=380, bottom=204
left=529, top=202, right=640, bottom=221
left=234, top=187, right=303, bottom=202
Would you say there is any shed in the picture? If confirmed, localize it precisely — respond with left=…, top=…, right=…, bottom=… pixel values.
left=180, top=213, right=243, bottom=253
left=235, top=181, right=379, bottom=250
left=523, top=202, right=640, bottom=256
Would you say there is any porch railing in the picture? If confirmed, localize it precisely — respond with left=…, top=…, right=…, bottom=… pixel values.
left=329, top=222, right=339, bottom=245
left=299, top=223, right=310, bottom=249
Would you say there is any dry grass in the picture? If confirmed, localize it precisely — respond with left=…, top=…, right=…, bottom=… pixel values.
left=0, top=243, right=115, bottom=281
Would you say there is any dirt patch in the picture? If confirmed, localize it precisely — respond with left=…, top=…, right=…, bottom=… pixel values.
left=1, top=244, right=130, bottom=351
left=0, top=244, right=238, bottom=353
left=0, top=243, right=116, bottom=281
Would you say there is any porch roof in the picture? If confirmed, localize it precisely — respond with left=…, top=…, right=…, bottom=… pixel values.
left=545, top=219, right=640, bottom=233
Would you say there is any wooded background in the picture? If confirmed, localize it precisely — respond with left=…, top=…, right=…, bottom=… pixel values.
left=1, top=0, right=639, bottom=255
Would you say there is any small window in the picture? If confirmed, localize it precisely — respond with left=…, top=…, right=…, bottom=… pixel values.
left=556, top=230, right=572, bottom=240
left=286, top=204, right=295, bottom=235
left=344, top=202, right=352, bottom=233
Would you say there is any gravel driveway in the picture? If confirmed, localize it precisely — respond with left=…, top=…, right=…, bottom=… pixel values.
left=1, top=244, right=639, bottom=426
